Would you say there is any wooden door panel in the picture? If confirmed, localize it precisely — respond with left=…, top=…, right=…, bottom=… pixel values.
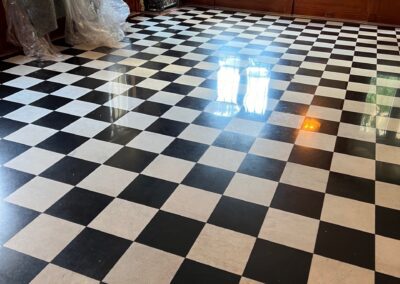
left=214, top=0, right=293, bottom=14
left=294, top=0, right=369, bottom=21
left=184, top=0, right=215, bottom=6
left=370, top=0, right=400, bottom=25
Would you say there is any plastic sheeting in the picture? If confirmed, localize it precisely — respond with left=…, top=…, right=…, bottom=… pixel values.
left=64, top=0, right=130, bottom=47
left=2, top=0, right=130, bottom=58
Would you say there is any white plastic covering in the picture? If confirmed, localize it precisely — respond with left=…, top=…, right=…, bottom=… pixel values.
left=63, top=0, right=130, bottom=47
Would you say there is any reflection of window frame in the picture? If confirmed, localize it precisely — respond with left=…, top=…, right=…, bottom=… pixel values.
left=243, top=66, right=270, bottom=115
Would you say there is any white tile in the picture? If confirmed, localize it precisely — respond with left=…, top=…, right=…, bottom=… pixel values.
left=376, top=143, right=400, bottom=165
left=142, top=155, right=195, bottom=183
left=5, top=147, right=63, bottom=175
left=69, top=139, right=122, bottom=164
left=104, top=96, right=144, bottom=111
left=250, top=138, right=293, bottom=161
left=31, top=264, right=98, bottom=284
left=376, top=235, right=400, bottom=278
left=52, top=86, right=91, bottom=99
left=78, top=51, right=105, bottom=59
left=57, top=100, right=99, bottom=116
left=3, top=65, right=39, bottom=76
left=62, top=118, right=109, bottom=138
left=4, top=76, right=42, bottom=89
left=45, top=62, right=77, bottom=72
left=115, top=112, right=158, bottom=130
left=162, top=106, right=201, bottom=123
left=89, top=199, right=157, bottom=240
left=307, top=105, right=342, bottom=122
left=90, top=70, right=122, bottom=81
left=162, top=64, right=191, bottom=74
left=127, top=131, right=174, bottom=153
left=4, top=105, right=51, bottom=123
left=174, top=75, right=205, bottom=86
left=375, top=181, right=400, bottom=211
left=295, top=130, right=337, bottom=152
left=3, top=90, right=46, bottom=104
left=48, top=73, right=83, bottom=84
left=178, top=124, right=220, bottom=145
left=338, top=123, right=376, bottom=143
left=104, top=243, right=183, bottom=284
left=225, top=118, right=264, bottom=136
left=4, top=124, right=56, bottom=146
left=136, top=78, right=171, bottom=91
left=330, top=152, right=375, bottom=180
left=199, top=146, right=246, bottom=172
left=224, top=173, right=277, bottom=206
left=5, top=214, right=83, bottom=261
left=268, top=111, right=304, bottom=129
left=148, top=91, right=184, bottom=105
left=96, top=82, right=132, bottom=95
left=162, top=185, right=220, bottom=222
left=78, top=165, right=137, bottom=197
left=83, top=60, right=114, bottom=69
left=5, top=177, right=72, bottom=212
left=127, top=67, right=157, bottom=77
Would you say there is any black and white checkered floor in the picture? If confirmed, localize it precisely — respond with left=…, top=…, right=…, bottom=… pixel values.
left=1, top=6, right=400, bottom=283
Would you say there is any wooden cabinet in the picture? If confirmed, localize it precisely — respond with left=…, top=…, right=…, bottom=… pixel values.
left=214, top=0, right=293, bottom=14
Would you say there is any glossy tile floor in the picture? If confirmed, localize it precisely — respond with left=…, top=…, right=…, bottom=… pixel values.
left=1, top=6, right=400, bottom=283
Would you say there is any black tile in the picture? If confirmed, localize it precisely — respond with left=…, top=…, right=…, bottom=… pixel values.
left=118, top=174, right=178, bottom=208
left=29, top=81, right=65, bottom=93
left=182, top=164, right=234, bottom=194
left=0, top=202, right=39, bottom=245
left=213, top=131, right=255, bottom=152
left=176, top=96, right=210, bottom=111
left=275, top=101, right=309, bottom=116
left=326, top=172, right=375, bottom=204
left=172, top=259, right=240, bottom=284
left=0, top=72, right=18, bottom=84
left=287, top=82, right=317, bottom=94
left=113, top=74, right=145, bottom=85
left=376, top=206, right=400, bottom=240
left=315, top=221, right=375, bottom=269
left=377, top=129, right=400, bottom=148
left=37, top=132, right=89, bottom=154
left=64, top=56, right=91, bottom=65
left=244, top=239, right=312, bottom=284
left=0, top=246, right=46, bottom=283
left=106, top=64, right=135, bottom=73
left=0, top=100, right=23, bottom=116
left=141, top=61, right=168, bottom=70
left=136, top=211, right=204, bottom=256
left=289, top=145, right=333, bottom=170
left=209, top=196, right=267, bottom=236
left=68, top=66, right=98, bottom=76
left=105, top=147, right=157, bottom=172
left=46, top=187, right=112, bottom=225
left=98, top=54, right=126, bottom=62
left=78, top=91, right=116, bottom=105
left=94, top=124, right=141, bottom=145
left=311, top=96, right=344, bottom=110
left=340, top=111, right=375, bottom=127
left=320, top=78, right=348, bottom=89
left=0, top=167, right=34, bottom=198
left=0, top=118, right=26, bottom=138
left=146, top=118, right=188, bottom=137
left=123, top=87, right=157, bottom=99
left=238, top=154, right=286, bottom=181
left=375, top=272, right=400, bottom=284
left=0, top=140, right=29, bottom=164
left=31, top=95, right=72, bottom=110
left=162, top=83, right=195, bottom=95
left=73, top=77, right=106, bottom=89
left=334, top=137, right=375, bottom=159
left=85, top=106, right=128, bottom=123
left=151, top=71, right=181, bottom=81
left=27, top=69, right=61, bottom=80
left=132, top=101, right=171, bottom=116
left=33, top=111, right=79, bottom=130
left=259, top=124, right=299, bottom=143
left=174, top=58, right=199, bottom=67
left=40, top=156, right=99, bottom=185
left=0, top=85, right=22, bottom=98
left=376, top=161, right=400, bottom=186
left=271, top=183, right=324, bottom=219
left=193, top=112, right=232, bottom=129
left=162, top=138, right=208, bottom=162
left=53, top=228, right=131, bottom=280
left=307, top=118, right=340, bottom=136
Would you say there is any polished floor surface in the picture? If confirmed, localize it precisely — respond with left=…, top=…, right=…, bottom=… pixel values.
left=1, top=6, right=400, bottom=284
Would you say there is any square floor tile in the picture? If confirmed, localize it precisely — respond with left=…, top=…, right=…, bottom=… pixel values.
left=104, top=96, right=144, bottom=111
left=31, top=264, right=98, bottom=284
left=89, top=198, right=157, bottom=240
left=33, top=111, right=80, bottom=130
left=249, top=137, right=293, bottom=161
left=295, top=130, right=337, bottom=152
left=209, top=196, right=268, bottom=236
left=5, top=176, right=73, bottom=212
left=289, top=145, right=333, bottom=170
left=45, top=187, right=112, bottom=225
left=330, top=152, right=375, bottom=179
left=5, top=214, right=83, bottom=261
left=162, top=184, right=220, bottom=222
left=376, top=235, right=400, bottom=278
left=321, top=194, right=375, bottom=233
left=118, top=174, right=178, bottom=208
left=53, top=228, right=131, bottom=280
left=52, top=86, right=91, bottom=100
left=62, top=117, right=109, bottom=138
left=238, top=154, right=286, bottom=181
left=105, top=243, right=183, bottom=284
left=375, top=181, right=400, bottom=211
left=225, top=118, right=264, bottom=137
left=199, top=146, right=246, bottom=172
left=40, top=156, right=99, bottom=185
left=4, top=105, right=51, bottom=123
left=178, top=124, right=221, bottom=144
left=213, top=131, right=256, bottom=153
left=69, top=139, right=122, bottom=164
left=188, top=224, right=256, bottom=275
left=0, top=140, right=30, bottom=165
left=0, top=118, right=26, bottom=139
left=127, top=131, right=174, bottom=153
left=259, top=208, right=319, bottom=253
left=0, top=100, right=23, bottom=116
left=146, top=118, right=189, bottom=137
left=376, top=206, right=400, bottom=240
left=224, top=173, right=277, bottom=206
left=271, top=183, right=325, bottom=219
left=37, top=131, right=89, bottom=154
left=5, top=147, right=63, bottom=175
left=142, top=155, right=195, bottom=183
left=137, top=211, right=204, bottom=256
left=4, top=89, right=46, bottom=104
left=85, top=106, right=128, bottom=123
left=162, top=106, right=201, bottom=123
left=57, top=100, right=99, bottom=117
left=244, top=239, right=312, bottom=284
left=162, top=138, right=209, bottom=162
left=4, top=124, right=56, bottom=146
left=0, top=247, right=46, bottom=283
left=94, top=124, right=141, bottom=145
left=314, top=221, right=375, bottom=270
left=0, top=167, right=34, bottom=199
left=115, top=111, right=158, bottom=130
left=32, top=95, right=72, bottom=110
left=308, top=255, right=374, bottom=284
left=105, top=147, right=157, bottom=173
left=280, top=162, right=329, bottom=193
